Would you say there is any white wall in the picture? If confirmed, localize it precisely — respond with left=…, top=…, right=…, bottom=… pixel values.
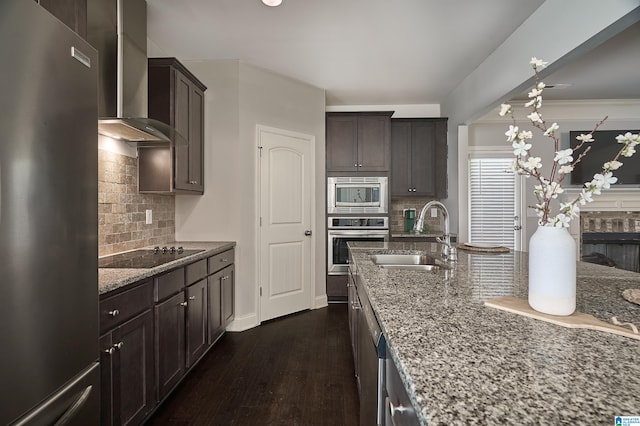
left=174, top=60, right=326, bottom=331
left=464, top=100, right=640, bottom=248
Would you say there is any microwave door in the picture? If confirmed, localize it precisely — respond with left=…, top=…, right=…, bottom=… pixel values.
left=335, top=184, right=380, bottom=207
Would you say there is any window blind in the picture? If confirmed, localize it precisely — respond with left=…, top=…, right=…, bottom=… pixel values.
left=469, top=158, right=516, bottom=248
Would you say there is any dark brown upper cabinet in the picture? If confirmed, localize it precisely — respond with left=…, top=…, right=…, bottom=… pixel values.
left=326, top=112, right=392, bottom=173
left=36, top=0, right=87, bottom=38
left=391, top=118, right=447, bottom=198
left=141, top=57, right=206, bottom=194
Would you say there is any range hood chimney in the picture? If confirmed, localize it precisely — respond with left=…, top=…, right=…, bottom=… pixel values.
left=88, top=0, right=183, bottom=145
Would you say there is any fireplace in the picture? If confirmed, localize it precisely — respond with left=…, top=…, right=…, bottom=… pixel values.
left=582, top=232, right=640, bottom=272
left=580, top=211, right=640, bottom=273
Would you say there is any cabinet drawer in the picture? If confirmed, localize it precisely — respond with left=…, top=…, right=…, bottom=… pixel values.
left=208, top=249, right=235, bottom=274
left=100, top=280, right=153, bottom=334
left=186, top=259, right=207, bottom=285
left=155, top=268, right=185, bottom=302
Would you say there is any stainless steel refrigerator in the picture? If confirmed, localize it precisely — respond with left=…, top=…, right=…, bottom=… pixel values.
left=0, top=0, right=100, bottom=424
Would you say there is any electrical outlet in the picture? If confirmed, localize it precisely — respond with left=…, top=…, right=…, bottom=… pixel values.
left=431, top=207, right=438, bottom=218
left=145, top=209, right=152, bottom=224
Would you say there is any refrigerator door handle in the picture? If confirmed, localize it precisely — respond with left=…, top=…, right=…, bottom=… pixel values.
left=53, top=385, right=93, bottom=426
left=12, top=363, right=99, bottom=426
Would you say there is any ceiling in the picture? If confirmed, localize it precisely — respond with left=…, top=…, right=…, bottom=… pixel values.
left=146, top=0, right=640, bottom=107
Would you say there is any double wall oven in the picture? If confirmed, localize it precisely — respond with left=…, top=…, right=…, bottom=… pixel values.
left=328, top=217, right=389, bottom=275
left=327, top=176, right=389, bottom=277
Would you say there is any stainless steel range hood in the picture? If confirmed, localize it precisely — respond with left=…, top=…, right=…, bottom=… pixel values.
left=88, top=0, right=183, bottom=145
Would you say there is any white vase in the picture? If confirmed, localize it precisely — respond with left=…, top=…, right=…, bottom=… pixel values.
left=528, top=226, right=576, bottom=316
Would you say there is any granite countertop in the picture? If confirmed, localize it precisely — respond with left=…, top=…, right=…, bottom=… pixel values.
left=349, top=241, right=640, bottom=425
left=98, top=241, right=236, bottom=295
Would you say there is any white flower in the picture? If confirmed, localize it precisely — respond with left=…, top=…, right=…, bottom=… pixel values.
left=616, top=132, right=640, bottom=146
left=543, top=122, right=559, bottom=136
left=560, top=202, right=580, bottom=219
left=536, top=82, right=546, bottom=90
left=579, top=189, right=594, bottom=205
left=576, top=133, right=594, bottom=143
left=530, top=57, right=548, bottom=69
left=592, top=172, right=618, bottom=189
left=544, top=181, right=564, bottom=199
left=505, top=125, right=519, bottom=142
left=512, top=140, right=532, bottom=156
left=523, top=157, right=542, bottom=170
left=528, top=88, right=543, bottom=98
left=559, top=165, right=574, bottom=174
left=621, top=145, right=637, bottom=157
left=527, top=112, right=543, bottom=123
left=524, top=96, right=543, bottom=108
left=554, top=148, right=574, bottom=165
left=518, top=130, right=533, bottom=140
left=604, top=160, right=623, bottom=171
left=552, top=214, right=571, bottom=228
left=499, top=103, right=512, bottom=117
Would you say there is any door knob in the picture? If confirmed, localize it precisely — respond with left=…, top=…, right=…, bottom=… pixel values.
left=304, top=230, right=312, bottom=236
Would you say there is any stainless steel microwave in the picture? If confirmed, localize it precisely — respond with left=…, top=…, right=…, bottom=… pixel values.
left=327, top=176, right=388, bottom=214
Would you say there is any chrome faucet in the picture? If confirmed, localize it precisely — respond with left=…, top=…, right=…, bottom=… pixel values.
left=414, top=201, right=457, bottom=262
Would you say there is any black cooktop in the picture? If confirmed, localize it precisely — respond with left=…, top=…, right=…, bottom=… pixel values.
left=99, top=248, right=204, bottom=268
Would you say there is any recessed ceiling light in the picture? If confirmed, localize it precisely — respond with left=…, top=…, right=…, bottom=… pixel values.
left=262, top=0, right=282, bottom=6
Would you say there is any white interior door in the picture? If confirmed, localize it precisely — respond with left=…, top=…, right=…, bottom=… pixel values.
left=258, top=126, right=314, bottom=322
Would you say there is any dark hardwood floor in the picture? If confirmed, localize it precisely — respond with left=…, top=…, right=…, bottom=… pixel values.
left=146, top=304, right=359, bottom=426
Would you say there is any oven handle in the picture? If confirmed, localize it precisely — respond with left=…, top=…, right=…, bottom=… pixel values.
left=328, top=230, right=389, bottom=237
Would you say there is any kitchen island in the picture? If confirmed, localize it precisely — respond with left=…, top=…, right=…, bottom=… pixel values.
left=349, top=241, right=640, bottom=425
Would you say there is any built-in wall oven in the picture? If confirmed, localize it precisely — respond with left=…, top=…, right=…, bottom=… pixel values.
left=328, top=176, right=388, bottom=215
left=328, top=217, right=389, bottom=275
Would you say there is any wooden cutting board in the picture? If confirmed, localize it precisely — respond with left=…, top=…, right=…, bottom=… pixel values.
left=485, top=296, right=640, bottom=341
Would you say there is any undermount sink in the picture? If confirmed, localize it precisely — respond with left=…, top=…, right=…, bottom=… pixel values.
left=370, top=254, right=450, bottom=271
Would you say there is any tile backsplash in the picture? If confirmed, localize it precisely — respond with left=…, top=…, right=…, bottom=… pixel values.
left=98, top=149, right=175, bottom=256
left=390, top=197, right=443, bottom=234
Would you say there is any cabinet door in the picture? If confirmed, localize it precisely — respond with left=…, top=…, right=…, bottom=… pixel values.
left=357, top=115, right=390, bottom=171
left=390, top=121, right=412, bottom=196
left=100, top=334, right=114, bottom=426
left=221, top=265, right=235, bottom=327
left=155, top=292, right=185, bottom=400
left=207, top=270, right=223, bottom=345
left=411, top=122, right=437, bottom=197
left=326, top=115, right=358, bottom=171
left=188, top=86, right=205, bottom=192
left=37, top=0, right=87, bottom=38
left=434, top=119, right=448, bottom=198
left=174, top=72, right=192, bottom=192
left=186, top=279, right=208, bottom=367
left=112, top=310, right=154, bottom=426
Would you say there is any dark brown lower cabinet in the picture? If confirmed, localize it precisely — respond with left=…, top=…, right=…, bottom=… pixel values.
left=208, top=264, right=235, bottom=345
left=207, top=271, right=223, bottom=345
left=222, top=264, right=235, bottom=326
left=186, top=279, right=208, bottom=367
left=100, top=309, right=154, bottom=426
left=155, top=292, right=186, bottom=401
left=100, top=248, right=236, bottom=423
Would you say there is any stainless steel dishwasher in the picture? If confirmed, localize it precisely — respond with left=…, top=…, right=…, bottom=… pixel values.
left=358, top=283, right=387, bottom=426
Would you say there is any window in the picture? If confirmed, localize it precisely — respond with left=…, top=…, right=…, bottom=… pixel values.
left=468, top=157, right=521, bottom=249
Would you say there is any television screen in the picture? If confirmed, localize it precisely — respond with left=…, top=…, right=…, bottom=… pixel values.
left=569, top=130, right=640, bottom=186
